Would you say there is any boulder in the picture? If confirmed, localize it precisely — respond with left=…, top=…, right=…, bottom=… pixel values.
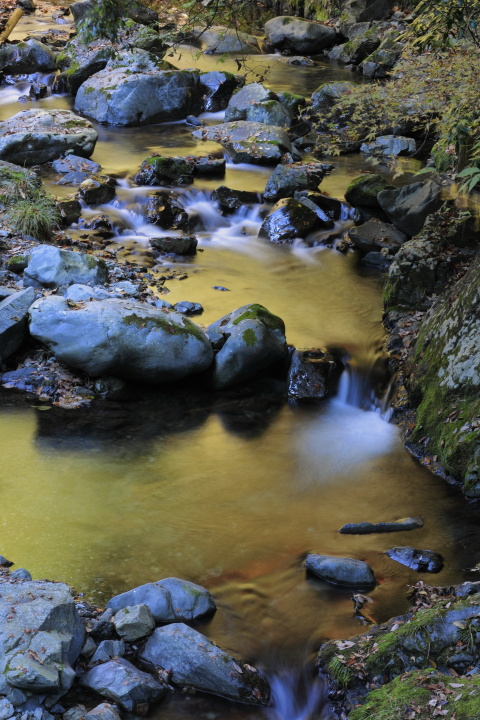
left=264, top=17, right=336, bottom=54
left=361, top=135, right=416, bottom=156
left=29, top=298, right=214, bottom=382
left=192, top=26, right=260, bottom=54
left=71, top=0, right=157, bottom=26
left=344, top=173, right=393, bottom=209
left=305, top=554, right=376, bottom=589
left=385, top=547, right=444, bottom=573
left=340, top=0, right=396, bottom=25
left=150, top=236, right=198, bottom=255
left=287, top=349, right=342, bottom=400
left=199, top=71, right=238, bottom=112
left=140, top=623, right=269, bottom=704
left=378, top=180, right=443, bottom=237
left=107, top=577, right=216, bottom=622
left=339, top=518, right=424, bottom=534
left=85, top=704, right=121, bottom=720
left=146, top=194, right=189, bottom=229
left=294, top=190, right=344, bottom=220
left=113, top=604, right=155, bottom=642
left=58, top=196, right=83, bottom=225
left=259, top=198, right=319, bottom=243
left=78, top=175, right=116, bottom=205
left=75, top=51, right=200, bottom=126
left=80, top=658, right=166, bottom=713
left=348, top=218, right=407, bottom=253
left=310, top=81, right=355, bottom=112
left=207, top=303, right=287, bottom=389
left=24, top=245, right=108, bottom=289
left=246, top=100, right=291, bottom=127
left=0, top=579, right=85, bottom=695
left=58, top=171, right=91, bottom=186
left=56, top=38, right=113, bottom=95
left=263, top=163, right=327, bottom=202
left=135, top=155, right=225, bottom=185
left=327, top=30, right=380, bottom=65
left=173, top=301, right=203, bottom=316
left=0, top=110, right=98, bottom=166
left=91, top=640, right=126, bottom=665
left=0, top=39, right=57, bottom=74
left=212, top=186, right=260, bottom=212
left=224, top=82, right=277, bottom=122
left=192, top=122, right=293, bottom=165
left=0, top=288, right=35, bottom=363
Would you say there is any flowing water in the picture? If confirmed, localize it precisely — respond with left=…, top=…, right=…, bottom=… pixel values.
left=1, top=13, right=480, bottom=719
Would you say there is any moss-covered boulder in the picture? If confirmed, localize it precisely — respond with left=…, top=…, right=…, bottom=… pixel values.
left=192, top=122, right=293, bottom=165
left=310, top=81, right=356, bottom=113
left=344, top=173, right=393, bottom=209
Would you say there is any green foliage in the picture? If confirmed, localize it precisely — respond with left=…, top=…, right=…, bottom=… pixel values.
left=0, top=166, right=59, bottom=240
left=77, top=0, right=123, bottom=44
left=406, top=0, right=480, bottom=50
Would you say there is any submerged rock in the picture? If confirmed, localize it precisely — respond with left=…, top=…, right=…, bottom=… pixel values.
left=192, top=122, right=293, bottom=165
left=140, top=623, right=270, bottom=704
left=24, top=245, right=108, bottom=289
left=264, top=16, right=336, bottom=54
left=305, top=554, right=376, bottom=588
left=288, top=349, right=342, bottom=400
left=0, top=110, right=98, bottom=165
left=80, top=658, right=166, bottom=713
left=28, top=298, right=214, bottom=382
left=0, top=288, right=35, bottom=363
left=385, top=546, right=444, bottom=573
left=107, top=577, right=216, bottom=622
left=207, top=303, right=287, bottom=389
left=339, top=518, right=424, bottom=534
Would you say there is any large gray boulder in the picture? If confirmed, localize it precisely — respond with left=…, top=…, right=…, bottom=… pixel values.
left=28, top=297, right=214, bottom=382
left=0, top=110, right=98, bottom=166
left=107, top=577, right=216, bottom=622
left=207, top=303, right=287, bottom=389
left=310, top=81, right=356, bottom=112
left=140, top=623, right=270, bottom=704
left=348, top=218, right=407, bottom=253
left=224, top=82, right=277, bottom=122
left=75, top=51, right=200, bottom=126
left=80, top=658, right=166, bottom=713
left=264, top=17, right=336, bottom=54
left=246, top=100, right=291, bottom=128
left=192, top=26, right=260, bottom=54
left=378, top=180, right=443, bottom=237
left=0, top=288, right=35, bottom=363
left=305, top=554, right=376, bottom=588
left=263, top=162, right=326, bottom=202
left=361, top=135, right=416, bottom=156
left=0, top=578, right=85, bottom=695
left=24, top=245, right=108, bottom=289
left=71, top=0, right=158, bottom=26
left=192, top=122, right=293, bottom=165
left=0, top=39, right=57, bottom=74
left=259, top=198, right=319, bottom=243
left=341, top=0, right=396, bottom=23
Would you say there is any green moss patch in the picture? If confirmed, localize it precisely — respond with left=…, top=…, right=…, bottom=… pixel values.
left=232, top=303, right=284, bottom=332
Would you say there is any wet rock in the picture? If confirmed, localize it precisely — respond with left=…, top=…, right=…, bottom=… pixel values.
left=0, top=288, right=35, bottom=363
left=75, top=51, right=200, bottom=126
left=339, top=518, right=424, bottom=534
left=192, top=25, right=260, bottom=54
left=9, top=569, right=32, bottom=580
left=145, top=193, right=188, bottom=229
left=385, top=546, right=444, bottom=573
left=193, top=156, right=226, bottom=179
left=348, top=218, right=407, bottom=253
left=136, top=156, right=218, bottom=186
left=259, top=198, right=319, bottom=243
left=71, top=0, right=157, bottom=26
left=207, top=303, right=287, bottom=389
left=24, top=245, right=108, bottom=289
left=344, top=173, right=393, bottom=209
left=29, top=298, right=214, bottom=382
left=246, top=100, right=291, bottom=128
left=263, top=163, right=327, bottom=202
left=310, top=81, right=356, bottom=112
left=80, top=658, right=166, bottom=713
left=212, top=185, right=260, bottom=212
left=0, top=579, right=85, bottom=695
left=378, top=179, right=443, bottom=237
left=29, top=81, right=48, bottom=100
left=91, top=640, right=126, bottom=665
left=173, top=301, right=203, bottom=316
left=305, top=554, right=376, bottom=588
left=58, top=170, right=91, bottom=185
left=150, top=236, right=198, bottom=255
left=57, top=196, right=82, bottom=225
left=287, top=349, right=342, bottom=400
left=264, top=16, right=336, bottom=54
left=78, top=175, right=116, bottom=205
left=0, top=40, right=57, bottom=74
left=113, top=604, right=155, bottom=642
left=224, top=82, right=277, bottom=122
left=140, top=623, right=269, bottom=704
left=199, top=71, right=238, bottom=111
left=0, top=110, right=98, bottom=166
left=53, top=155, right=101, bottom=174
left=361, top=135, right=416, bottom=156
left=85, top=704, right=121, bottom=720
left=56, top=37, right=112, bottom=95
left=82, top=215, right=115, bottom=238
left=0, top=556, right=13, bottom=567
left=193, top=121, right=294, bottom=165
left=107, top=577, right=215, bottom=622
left=294, top=190, right=344, bottom=221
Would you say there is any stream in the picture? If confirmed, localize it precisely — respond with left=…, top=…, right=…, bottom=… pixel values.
left=1, top=9, right=480, bottom=720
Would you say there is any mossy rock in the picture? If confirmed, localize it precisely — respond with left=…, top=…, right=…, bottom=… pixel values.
left=7, top=255, right=29, bottom=273
left=344, top=173, right=393, bottom=209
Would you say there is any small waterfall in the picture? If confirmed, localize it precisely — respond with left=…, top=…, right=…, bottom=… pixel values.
left=335, top=354, right=393, bottom=419
left=269, top=670, right=333, bottom=720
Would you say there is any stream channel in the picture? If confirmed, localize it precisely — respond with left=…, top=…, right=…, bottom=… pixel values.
left=2, top=8, right=480, bottom=720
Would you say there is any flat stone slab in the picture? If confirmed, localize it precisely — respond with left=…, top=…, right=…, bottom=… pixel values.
left=305, top=554, right=376, bottom=589
left=339, top=517, right=424, bottom=534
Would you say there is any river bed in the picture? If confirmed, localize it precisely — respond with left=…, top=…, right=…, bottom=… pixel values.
left=1, top=13, right=480, bottom=719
